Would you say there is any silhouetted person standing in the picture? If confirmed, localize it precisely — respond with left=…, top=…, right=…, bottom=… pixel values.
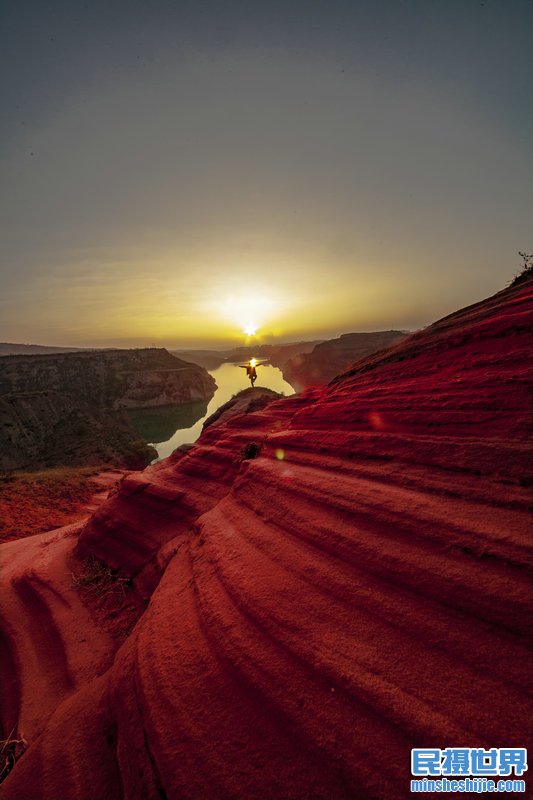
left=239, top=359, right=260, bottom=387
left=246, top=363, right=257, bottom=387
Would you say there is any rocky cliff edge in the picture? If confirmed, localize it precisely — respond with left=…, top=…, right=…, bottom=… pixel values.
left=0, top=279, right=531, bottom=799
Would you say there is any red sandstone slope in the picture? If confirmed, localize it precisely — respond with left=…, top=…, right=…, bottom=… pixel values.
left=1, top=279, right=532, bottom=800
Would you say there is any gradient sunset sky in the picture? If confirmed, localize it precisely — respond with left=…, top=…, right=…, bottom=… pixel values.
left=1, top=0, right=532, bottom=348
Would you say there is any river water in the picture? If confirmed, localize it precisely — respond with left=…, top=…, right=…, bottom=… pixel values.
left=128, top=362, right=295, bottom=461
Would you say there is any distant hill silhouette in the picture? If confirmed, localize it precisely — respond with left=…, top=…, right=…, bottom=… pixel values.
left=282, top=330, right=409, bottom=391
left=172, top=340, right=322, bottom=371
left=0, top=342, right=86, bottom=356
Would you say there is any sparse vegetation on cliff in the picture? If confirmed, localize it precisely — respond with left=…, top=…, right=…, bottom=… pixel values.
left=0, top=348, right=215, bottom=471
left=510, top=251, right=533, bottom=286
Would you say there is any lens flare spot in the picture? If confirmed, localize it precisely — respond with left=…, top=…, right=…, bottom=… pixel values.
left=275, top=448, right=285, bottom=460
left=368, top=411, right=386, bottom=430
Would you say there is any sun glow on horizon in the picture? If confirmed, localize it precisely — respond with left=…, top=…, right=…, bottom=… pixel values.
left=209, top=288, right=285, bottom=340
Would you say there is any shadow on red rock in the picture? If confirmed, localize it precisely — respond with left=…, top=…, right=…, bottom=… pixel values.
left=1, top=277, right=532, bottom=800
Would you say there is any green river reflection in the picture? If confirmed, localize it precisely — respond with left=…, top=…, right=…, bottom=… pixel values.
left=129, top=362, right=295, bottom=461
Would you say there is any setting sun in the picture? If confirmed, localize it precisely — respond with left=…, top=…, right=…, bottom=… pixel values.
left=208, top=289, right=285, bottom=341
left=1, top=3, right=530, bottom=798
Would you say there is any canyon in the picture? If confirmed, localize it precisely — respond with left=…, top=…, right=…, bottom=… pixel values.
left=0, top=276, right=531, bottom=799
left=281, top=329, right=408, bottom=391
left=173, top=331, right=409, bottom=391
left=0, top=348, right=215, bottom=471
left=172, top=339, right=322, bottom=372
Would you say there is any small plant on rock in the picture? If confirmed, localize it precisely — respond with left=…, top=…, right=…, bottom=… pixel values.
left=240, top=441, right=262, bottom=460
left=0, top=730, right=27, bottom=784
left=509, top=251, right=533, bottom=286
left=72, top=555, right=131, bottom=598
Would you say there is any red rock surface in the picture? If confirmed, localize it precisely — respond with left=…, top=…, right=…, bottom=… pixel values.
left=1, top=279, right=532, bottom=799
left=0, top=468, right=125, bottom=543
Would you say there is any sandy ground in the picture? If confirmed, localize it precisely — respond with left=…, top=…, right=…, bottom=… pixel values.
left=0, top=467, right=127, bottom=542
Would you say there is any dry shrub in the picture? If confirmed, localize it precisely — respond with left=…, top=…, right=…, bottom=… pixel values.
left=240, top=441, right=261, bottom=460
left=72, top=555, right=131, bottom=598
left=0, top=730, right=27, bottom=784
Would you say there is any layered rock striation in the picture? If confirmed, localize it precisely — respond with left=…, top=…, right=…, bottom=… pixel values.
left=1, top=278, right=531, bottom=799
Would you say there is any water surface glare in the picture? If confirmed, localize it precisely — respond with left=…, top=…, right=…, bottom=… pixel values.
left=132, top=362, right=295, bottom=461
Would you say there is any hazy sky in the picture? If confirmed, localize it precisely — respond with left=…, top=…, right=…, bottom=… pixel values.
left=1, top=0, right=532, bottom=348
